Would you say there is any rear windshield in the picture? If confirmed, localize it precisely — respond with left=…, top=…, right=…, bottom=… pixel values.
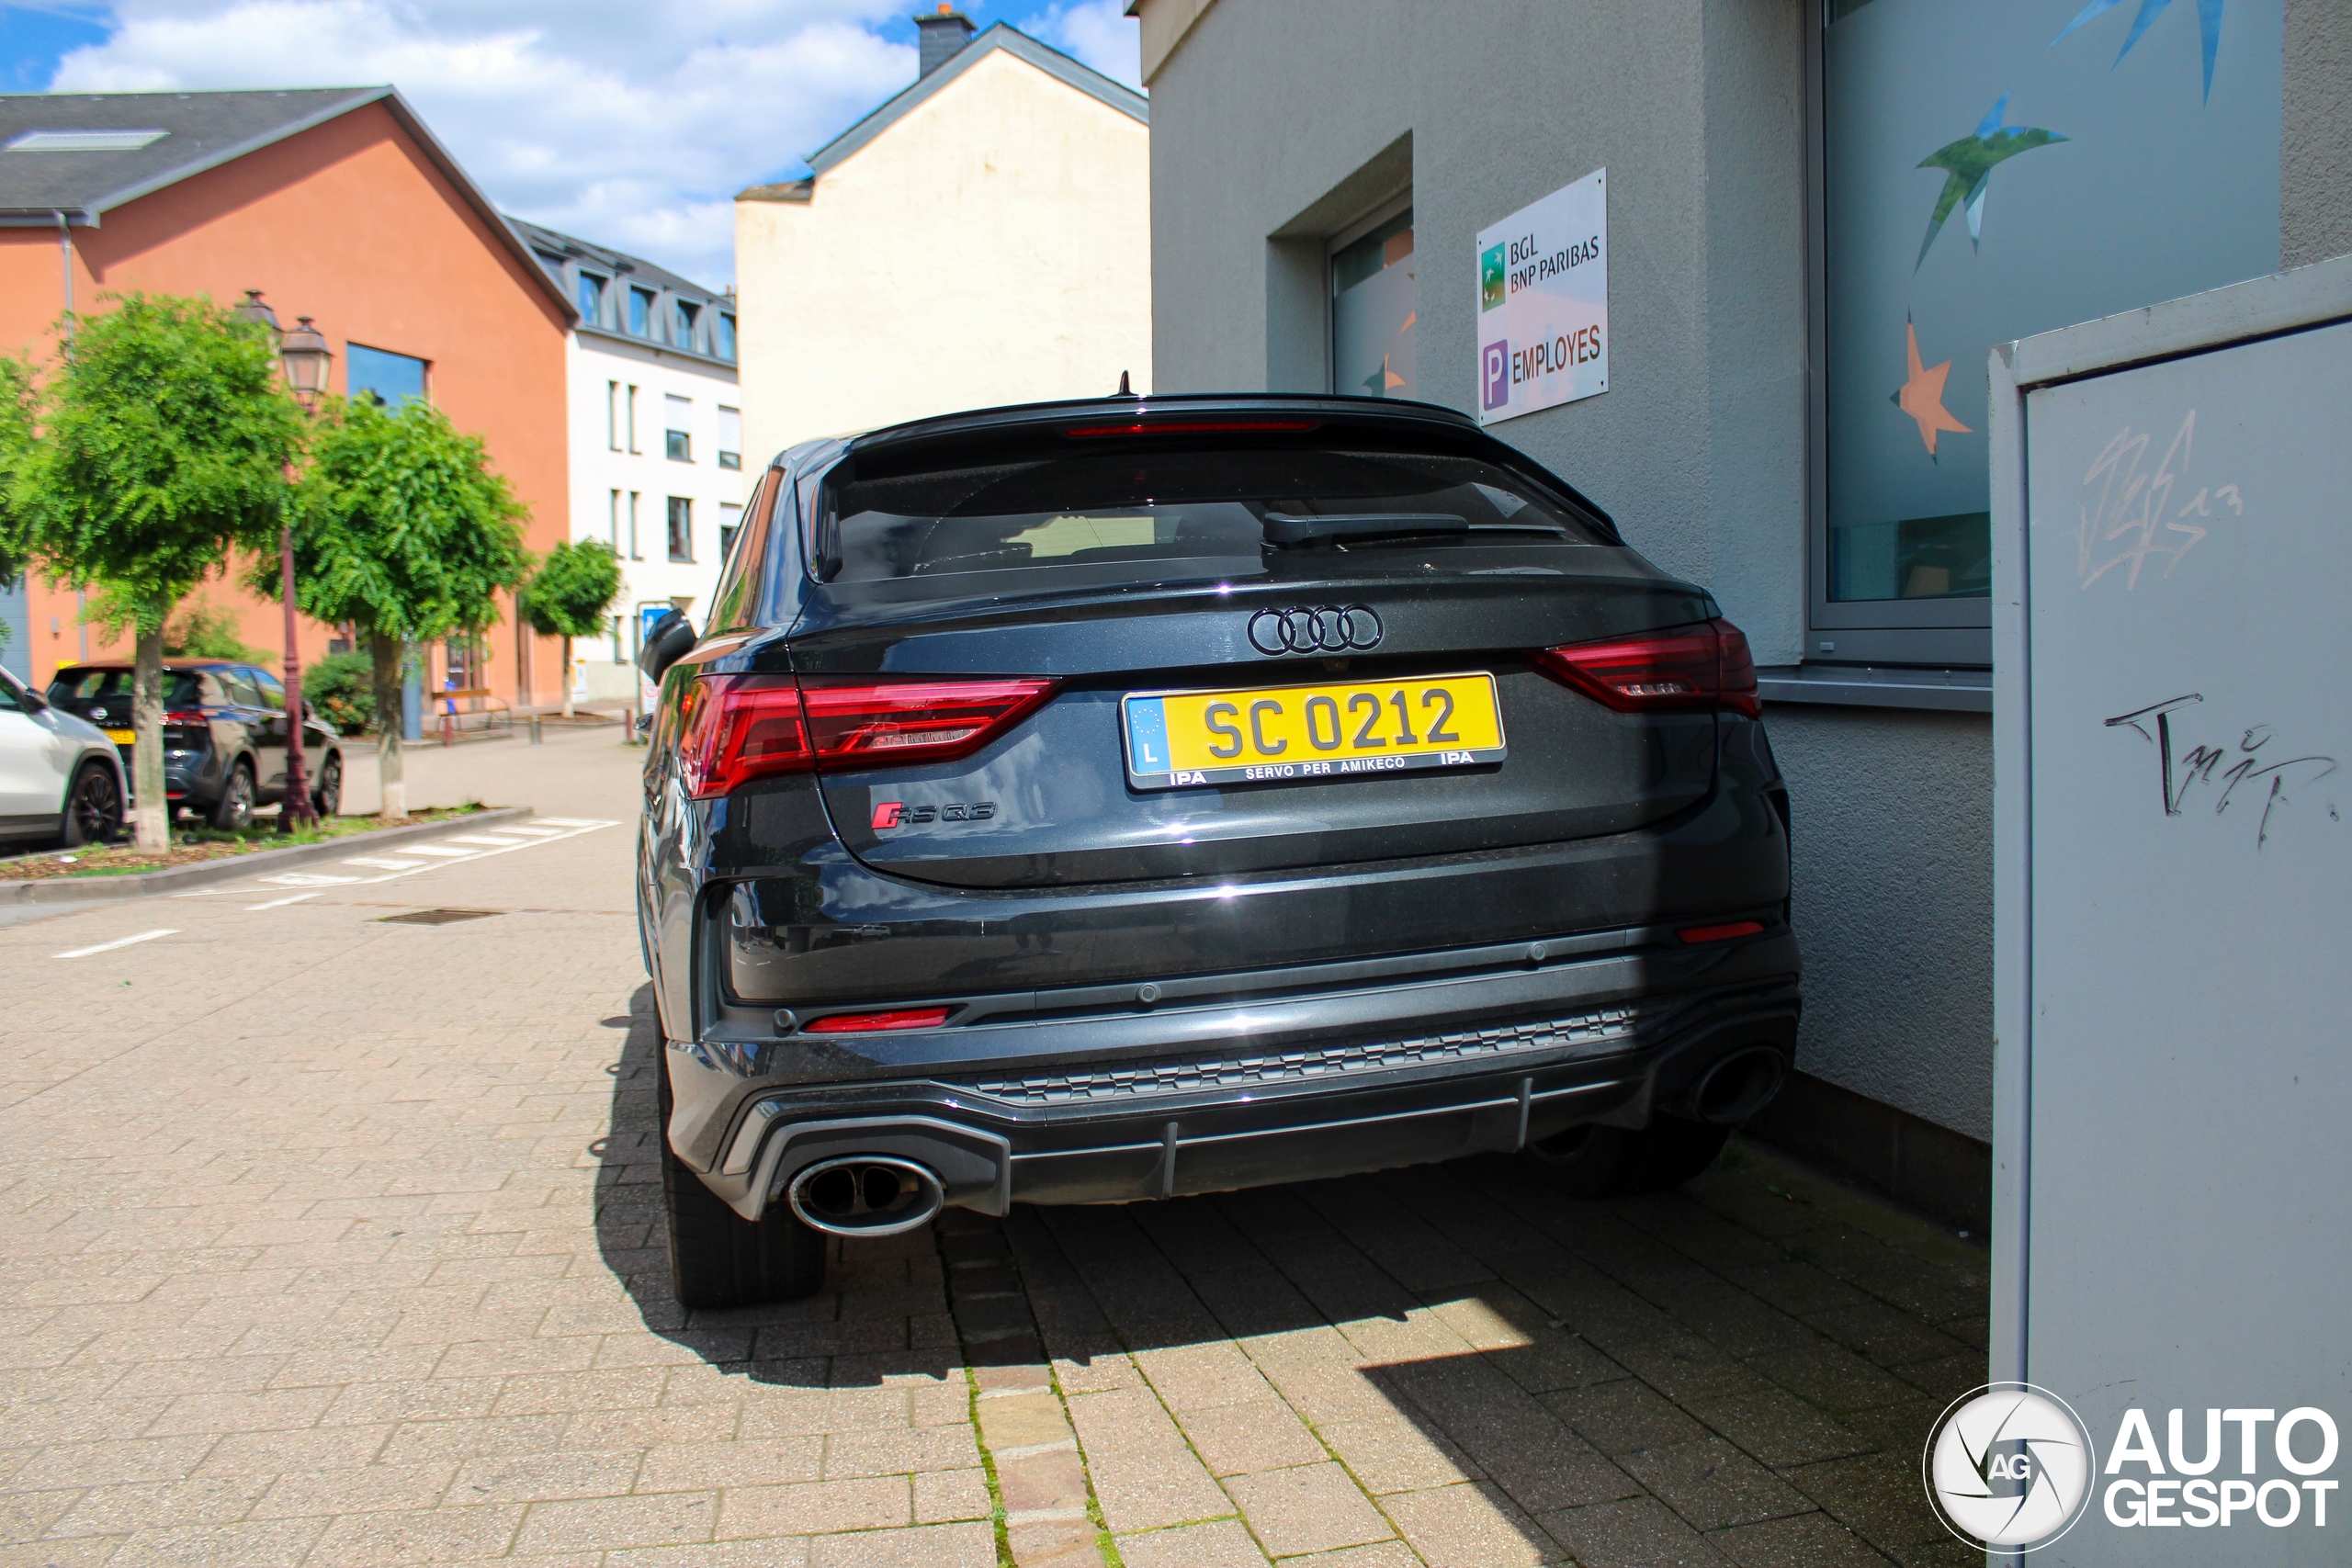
left=818, top=446, right=1611, bottom=591
left=49, top=669, right=209, bottom=707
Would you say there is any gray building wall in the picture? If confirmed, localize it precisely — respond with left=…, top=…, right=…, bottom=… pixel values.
left=1146, top=0, right=2352, bottom=1153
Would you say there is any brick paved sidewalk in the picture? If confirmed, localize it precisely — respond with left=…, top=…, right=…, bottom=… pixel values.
left=0, top=735, right=1987, bottom=1566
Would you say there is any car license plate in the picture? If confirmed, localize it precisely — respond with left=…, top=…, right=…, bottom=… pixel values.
left=1122, top=672, right=1506, bottom=791
left=104, top=728, right=133, bottom=745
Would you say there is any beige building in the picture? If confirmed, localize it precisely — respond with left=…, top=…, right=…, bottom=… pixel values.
left=734, top=11, right=1150, bottom=466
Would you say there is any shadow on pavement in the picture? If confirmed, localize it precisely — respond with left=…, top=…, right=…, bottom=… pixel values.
left=594, top=980, right=1981, bottom=1562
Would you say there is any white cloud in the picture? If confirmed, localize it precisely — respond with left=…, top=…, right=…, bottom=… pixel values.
left=1016, top=0, right=1139, bottom=90
left=46, top=0, right=922, bottom=287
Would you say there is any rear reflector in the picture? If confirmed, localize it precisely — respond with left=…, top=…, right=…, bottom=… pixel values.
left=802, top=1007, right=952, bottom=1034
left=1533, top=617, right=1760, bottom=719
left=678, top=673, right=1057, bottom=799
left=1062, top=419, right=1320, bottom=437
left=1679, top=920, right=1766, bottom=944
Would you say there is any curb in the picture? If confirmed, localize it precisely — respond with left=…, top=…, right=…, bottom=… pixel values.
left=0, top=807, right=535, bottom=906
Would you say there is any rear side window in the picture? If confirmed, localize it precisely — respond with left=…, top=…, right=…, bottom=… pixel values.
left=815, top=446, right=1610, bottom=592
left=705, top=468, right=779, bottom=633
left=49, top=669, right=208, bottom=707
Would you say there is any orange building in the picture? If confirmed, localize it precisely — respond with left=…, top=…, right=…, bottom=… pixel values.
left=0, top=87, right=573, bottom=706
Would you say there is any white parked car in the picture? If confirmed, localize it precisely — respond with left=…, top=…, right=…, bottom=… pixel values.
left=0, top=664, right=126, bottom=848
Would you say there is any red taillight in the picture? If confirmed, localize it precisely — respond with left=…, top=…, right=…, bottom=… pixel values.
left=802, top=1007, right=951, bottom=1034
left=164, top=710, right=208, bottom=726
left=1061, top=419, right=1320, bottom=437
left=800, top=677, right=1055, bottom=765
left=1533, top=617, right=1759, bottom=719
left=678, top=673, right=1057, bottom=798
left=1679, top=919, right=1766, bottom=944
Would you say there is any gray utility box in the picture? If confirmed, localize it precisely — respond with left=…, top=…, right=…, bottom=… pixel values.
left=1990, top=254, right=2352, bottom=1564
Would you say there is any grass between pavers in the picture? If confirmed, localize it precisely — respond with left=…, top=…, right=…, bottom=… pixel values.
left=0, top=801, right=492, bottom=880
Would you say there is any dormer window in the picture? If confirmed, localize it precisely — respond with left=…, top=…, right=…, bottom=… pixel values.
left=576, top=272, right=606, bottom=326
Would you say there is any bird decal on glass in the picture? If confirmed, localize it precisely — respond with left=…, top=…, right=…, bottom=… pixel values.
left=1914, top=93, right=2067, bottom=272
left=2052, top=0, right=2228, bottom=104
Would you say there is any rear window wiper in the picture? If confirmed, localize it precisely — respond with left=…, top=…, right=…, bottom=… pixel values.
left=1261, top=512, right=1567, bottom=547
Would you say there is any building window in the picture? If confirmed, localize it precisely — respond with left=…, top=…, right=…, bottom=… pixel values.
left=605, top=382, right=621, bottom=451
left=347, top=344, right=427, bottom=408
left=577, top=271, right=606, bottom=325
left=609, top=614, right=624, bottom=662
left=718, top=501, right=743, bottom=563
left=607, top=489, right=621, bottom=550
left=628, top=287, right=655, bottom=337
left=443, top=636, right=481, bottom=691
left=717, top=405, right=741, bottom=470
left=714, top=312, right=737, bottom=362
left=628, top=491, right=641, bottom=559
left=667, top=496, right=693, bottom=563
left=1329, top=204, right=1414, bottom=400
left=1813, top=0, right=2280, bottom=661
left=665, top=393, right=691, bottom=461
left=673, top=299, right=701, bottom=351
left=626, top=385, right=639, bottom=453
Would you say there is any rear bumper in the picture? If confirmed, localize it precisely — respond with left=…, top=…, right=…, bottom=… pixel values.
left=669, top=927, right=1798, bottom=1221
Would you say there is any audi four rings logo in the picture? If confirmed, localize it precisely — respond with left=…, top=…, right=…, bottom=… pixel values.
left=1248, top=605, right=1384, bottom=655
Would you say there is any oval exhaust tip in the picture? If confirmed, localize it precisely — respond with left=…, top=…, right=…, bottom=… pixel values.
left=1690, top=1046, right=1787, bottom=1126
left=786, top=1156, right=946, bottom=1237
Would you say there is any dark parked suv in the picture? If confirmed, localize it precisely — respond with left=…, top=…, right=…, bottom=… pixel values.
left=639, top=395, right=1797, bottom=1306
left=46, top=659, right=345, bottom=829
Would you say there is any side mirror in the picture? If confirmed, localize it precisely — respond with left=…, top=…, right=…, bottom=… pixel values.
left=20, top=687, right=47, bottom=714
left=639, top=609, right=697, bottom=685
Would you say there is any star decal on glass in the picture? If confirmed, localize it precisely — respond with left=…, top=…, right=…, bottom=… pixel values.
left=1914, top=93, right=2067, bottom=271
left=1891, top=317, right=1971, bottom=459
left=2053, top=0, right=2228, bottom=103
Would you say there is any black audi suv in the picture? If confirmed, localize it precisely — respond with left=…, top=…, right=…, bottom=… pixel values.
left=46, top=659, right=345, bottom=829
left=638, top=394, right=1798, bottom=1306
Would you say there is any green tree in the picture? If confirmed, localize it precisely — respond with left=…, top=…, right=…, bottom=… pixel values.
left=164, top=597, right=273, bottom=663
left=519, top=538, right=621, bottom=719
left=0, top=355, right=34, bottom=652
left=5, top=296, right=304, bottom=847
left=256, top=395, right=529, bottom=820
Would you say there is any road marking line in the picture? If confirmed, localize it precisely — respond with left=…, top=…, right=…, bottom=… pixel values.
left=56, top=929, right=176, bottom=958
left=535, top=817, right=601, bottom=827
left=258, top=873, right=363, bottom=886
left=344, top=857, right=425, bottom=870
left=188, top=820, right=616, bottom=897
left=446, top=835, right=524, bottom=847
left=398, top=846, right=476, bottom=858
left=246, top=892, right=319, bottom=910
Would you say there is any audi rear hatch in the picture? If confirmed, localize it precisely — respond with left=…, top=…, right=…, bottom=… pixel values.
left=714, top=402, right=1751, bottom=891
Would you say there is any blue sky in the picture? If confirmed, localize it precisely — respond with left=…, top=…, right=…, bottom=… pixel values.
left=0, top=1, right=1140, bottom=287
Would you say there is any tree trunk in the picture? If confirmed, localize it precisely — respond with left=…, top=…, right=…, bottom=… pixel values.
left=370, top=630, right=405, bottom=821
left=560, top=635, right=574, bottom=720
left=130, top=621, right=169, bottom=850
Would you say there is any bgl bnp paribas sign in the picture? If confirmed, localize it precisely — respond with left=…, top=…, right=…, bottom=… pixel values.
left=1476, top=167, right=1607, bottom=424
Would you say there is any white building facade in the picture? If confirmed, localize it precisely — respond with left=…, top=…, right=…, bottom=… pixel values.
left=513, top=219, right=744, bottom=701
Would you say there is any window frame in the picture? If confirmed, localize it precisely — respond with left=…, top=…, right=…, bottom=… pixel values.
left=1325, top=190, right=1415, bottom=398
left=666, top=495, right=694, bottom=564
left=1803, top=2, right=1991, bottom=669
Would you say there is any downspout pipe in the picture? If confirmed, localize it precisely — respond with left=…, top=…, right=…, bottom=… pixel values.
left=53, top=209, right=74, bottom=344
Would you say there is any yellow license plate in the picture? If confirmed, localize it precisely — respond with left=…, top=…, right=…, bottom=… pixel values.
left=104, top=728, right=133, bottom=745
left=1122, top=672, right=1506, bottom=791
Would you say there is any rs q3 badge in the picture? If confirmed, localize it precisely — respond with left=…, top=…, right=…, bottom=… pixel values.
left=873, top=801, right=996, bottom=829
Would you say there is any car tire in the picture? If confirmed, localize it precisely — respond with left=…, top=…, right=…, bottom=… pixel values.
left=657, top=1047, right=827, bottom=1309
left=312, top=753, right=343, bottom=818
left=1520, top=1116, right=1731, bottom=1200
left=58, top=761, right=122, bottom=847
left=208, top=761, right=255, bottom=832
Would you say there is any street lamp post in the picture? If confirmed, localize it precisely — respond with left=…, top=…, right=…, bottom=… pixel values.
left=234, top=292, right=334, bottom=830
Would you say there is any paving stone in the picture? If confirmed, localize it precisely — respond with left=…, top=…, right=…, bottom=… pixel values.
left=1689, top=1386, right=1875, bottom=1468
left=1709, top=1508, right=1894, bottom=1566
left=1223, top=1461, right=1393, bottom=1557
left=1380, top=1479, right=1561, bottom=1565
left=1114, top=1517, right=1269, bottom=1566
left=1173, top=1400, right=1328, bottom=1476
left=1538, top=1494, right=1735, bottom=1566
left=1543, top=1378, right=1712, bottom=1457
left=1615, top=1438, right=1812, bottom=1532
left=1783, top=1450, right=1946, bottom=1553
